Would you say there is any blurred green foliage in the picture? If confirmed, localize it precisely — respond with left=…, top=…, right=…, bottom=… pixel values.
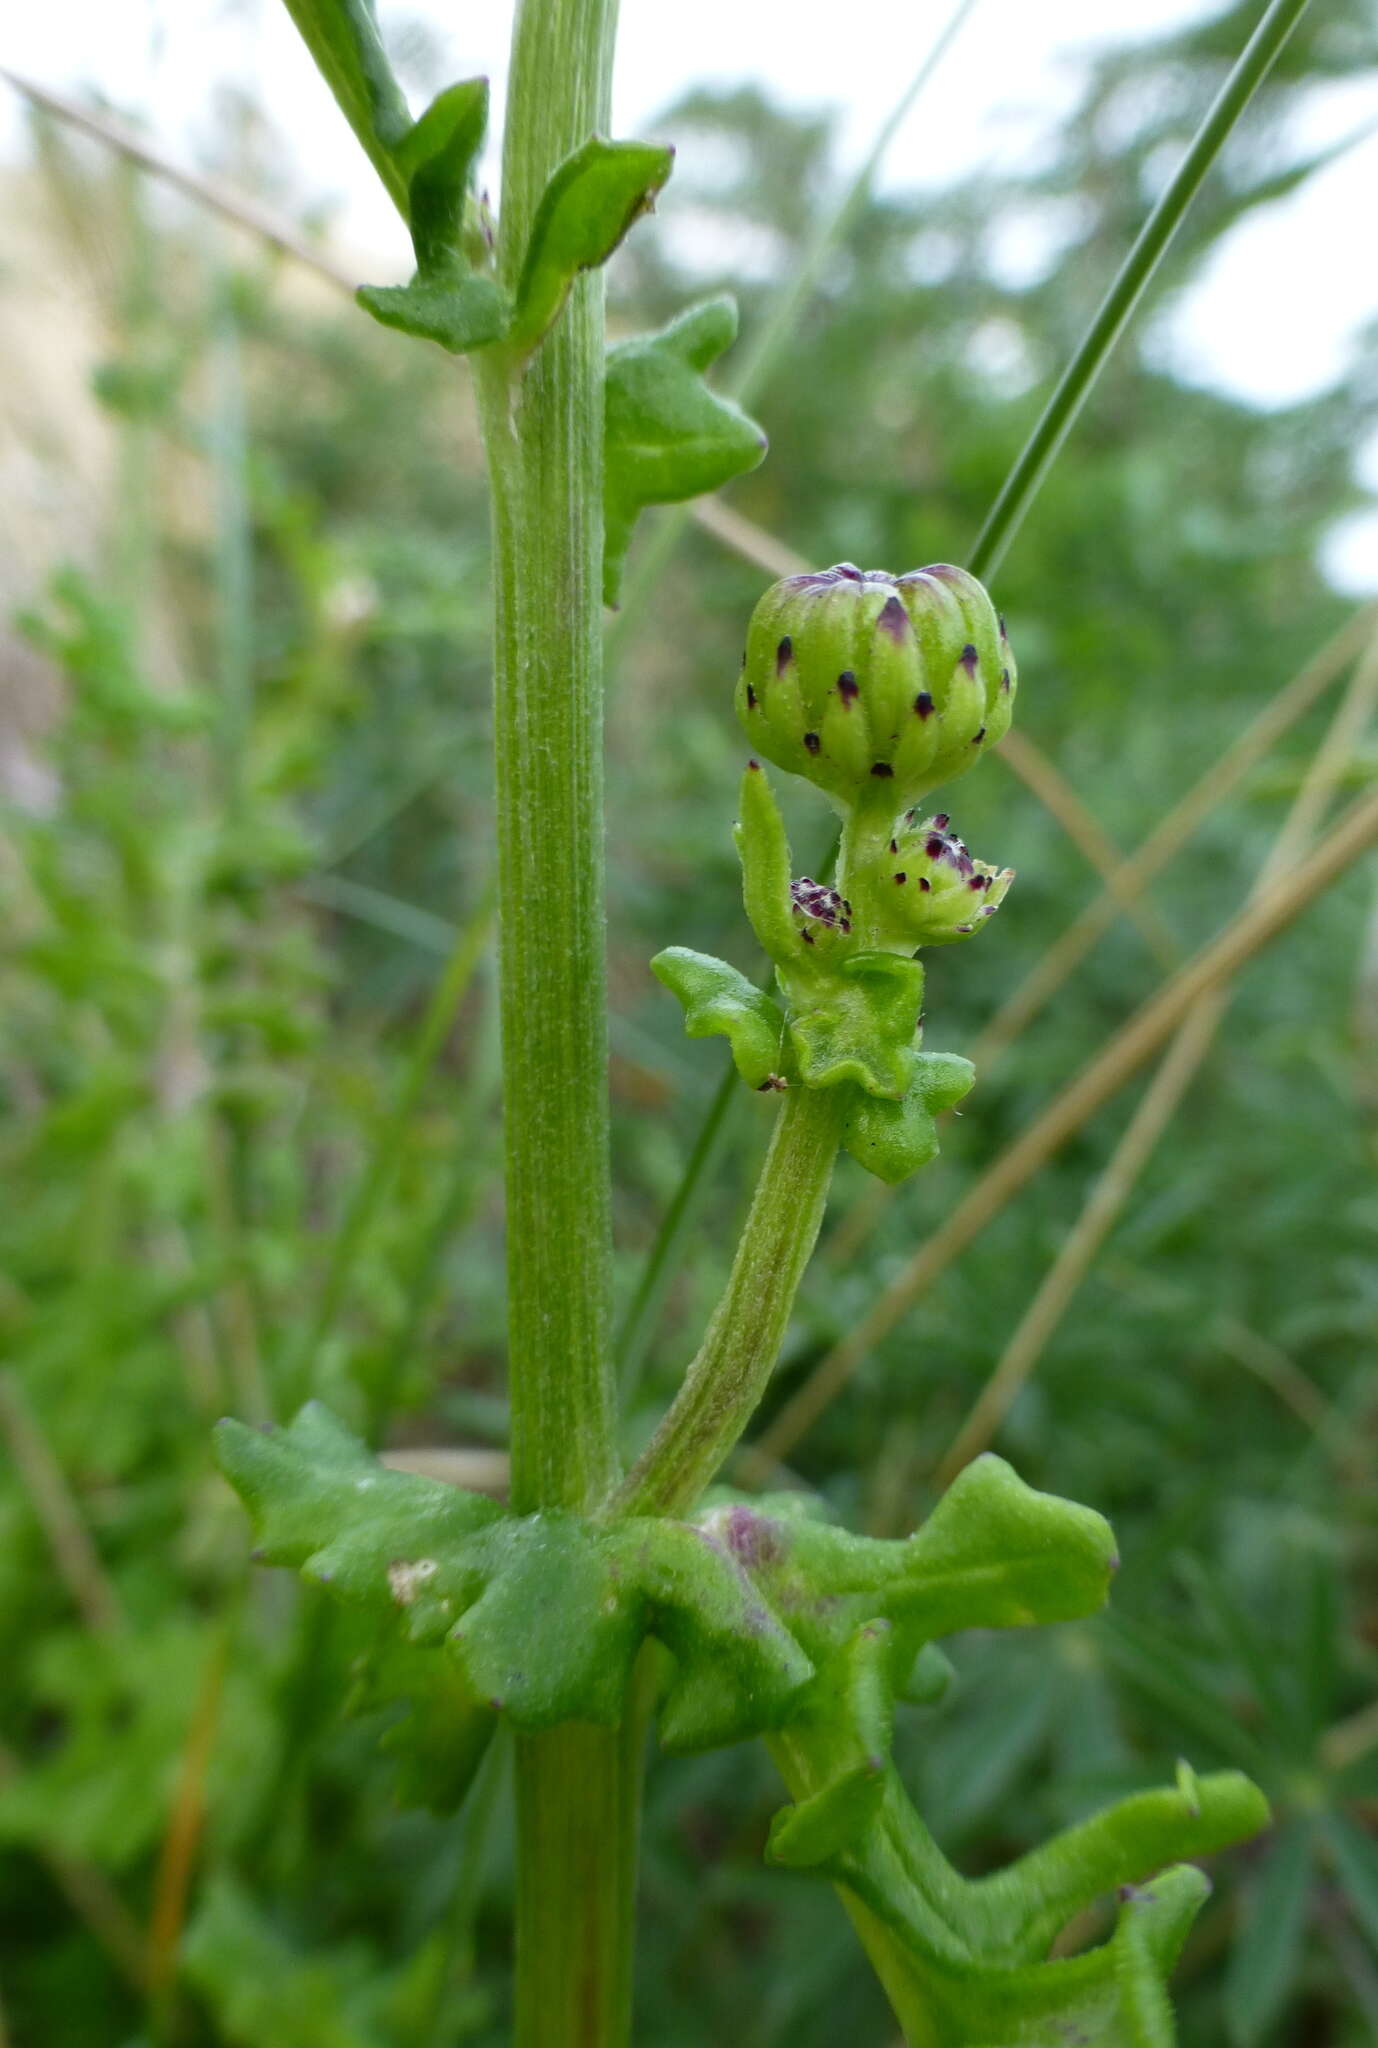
left=2, top=3, right=1377, bottom=2042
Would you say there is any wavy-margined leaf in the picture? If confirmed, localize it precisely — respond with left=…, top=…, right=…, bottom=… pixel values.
left=356, top=273, right=508, bottom=355
left=787, top=950, right=924, bottom=1098
left=217, top=1411, right=1267, bottom=2023
left=215, top=1404, right=810, bottom=1759
left=604, top=297, right=766, bottom=604
left=395, top=78, right=490, bottom=273
left=840, top=1048, right=974, bottom=1184
left=651, top=946, right=788, bottom=1089
left=510, top=137, right=674, bottom=354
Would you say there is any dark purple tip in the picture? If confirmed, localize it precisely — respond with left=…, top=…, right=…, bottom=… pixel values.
left=1000, top=668, right=1011, bottom=691
left=925, top=837, right=945, bottom=859
left=800, top=929, right=815, bottom=944
left=914, top=691, right=934, bottom=718
left=747, top=757, right=760, bottom=771
left=968, top=875, right=986, bottom=891
left=889, top=838, right=898, bottom=853
left=776, top=636, right=793, bottom=673
left=893, top=872, right=907, bottom=885
left=919, top=877, right=931, bottom=892
left=877, top=595, right=909, bottom=641
left=933, top=814, right=950, bottom=829
left=745, top=682, right=757, bottom=709
left=998, top=614, right=1008, bottom=639
left=834, top=562, right=864, bottom=580
left=960, top=643, right=979, bottom=674
left=972, top=726, right=986, bottom=745
left=871, top=761, right=894, bottom=778
left=803, top=731, right=820, bottom=754
left=837, top=669, right=859, bottom=702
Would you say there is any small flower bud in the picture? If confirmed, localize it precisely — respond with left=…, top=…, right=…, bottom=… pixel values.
left=736, top=562, right=1015, bottom=810
left=877, top=812, right=1013, bottom=947
left=789, top=875, right=854, bottom=957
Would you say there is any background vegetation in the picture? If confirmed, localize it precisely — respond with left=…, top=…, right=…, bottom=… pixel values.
left=2, top=3, right=1377, bottom=2041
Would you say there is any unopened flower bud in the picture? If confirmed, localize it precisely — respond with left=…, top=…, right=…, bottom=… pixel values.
left=736, top=562, right=1015, bottom=810
left=876, top=812, right=1013, bottom=947
left=789, top=875, right=854, bottom=957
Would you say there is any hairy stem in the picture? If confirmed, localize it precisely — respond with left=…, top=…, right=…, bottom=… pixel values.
left=477, top=0, right=620, bottom=1518
left=615, top=1084, right=844, bottom=1517
left=472, top=1, right=627, bottom=2041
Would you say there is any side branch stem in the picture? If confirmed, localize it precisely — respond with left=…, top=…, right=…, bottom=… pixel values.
left=614, top=1084, right=844, bottom=1517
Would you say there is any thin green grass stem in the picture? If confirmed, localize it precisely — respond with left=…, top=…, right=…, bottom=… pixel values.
left=968, top=0, right=1313, bottom=581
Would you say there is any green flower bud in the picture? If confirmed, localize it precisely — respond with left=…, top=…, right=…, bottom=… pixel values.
left=736, top=562, right=1015, bottom=810
left=875, top=812, right=1013, bottom=948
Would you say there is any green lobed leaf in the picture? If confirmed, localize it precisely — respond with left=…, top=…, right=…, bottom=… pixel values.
left=840, top=1047, right=975, bottom=1184
left=356, top=274, right=507, bottom=355
left=395, top=78, right=491, bottom=274
left=353, top=74, right=508, bottom=355
left=603, top=297, right=767, bottom=605
left=651, top=946, right=788, bottom=1089
left=216, top=1412, right=1269, bottom=2021
left=786, top=950, right=924, bottom=1098
left=510, top=137, right=675, bottom=354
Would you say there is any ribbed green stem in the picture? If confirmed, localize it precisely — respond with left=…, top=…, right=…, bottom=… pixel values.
left=474, top=3, right=629, bottom=2042
left=615, top=1084, right=844, bottom=1517
left=478, top=0, right=620, bottom=1517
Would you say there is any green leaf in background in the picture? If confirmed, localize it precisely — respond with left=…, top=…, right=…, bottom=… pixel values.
left=652, top=946, right=788, bottom=1089
left=510, top=136, right=675, bottom=355
left=603, top=296, right=767, bottom=604
left=1224, top=1819, right=1313, bottom=2045
left=183, top=1873, right=408, bottom=2048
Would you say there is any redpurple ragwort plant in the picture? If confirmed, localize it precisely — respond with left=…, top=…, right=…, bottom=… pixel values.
left=214, top=3, right=1287, bottom=2042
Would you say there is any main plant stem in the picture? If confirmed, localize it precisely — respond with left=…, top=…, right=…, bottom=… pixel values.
left=474, top=1, right=629, bottom=2041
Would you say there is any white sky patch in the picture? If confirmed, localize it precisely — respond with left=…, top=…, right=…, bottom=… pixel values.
left=2, top=0, right=1376, bottom=579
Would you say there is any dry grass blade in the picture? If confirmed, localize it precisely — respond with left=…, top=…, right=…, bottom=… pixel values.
left=147, top=1632, right=229, bottom=2001
left=973, top=605, right=1378, bottom=1068
left=0, top=1370, right=122, bottom=1634
left=1213, top=1316, right=1340, bottom=1442
left=996, top=729, right=1178, bottom=964
left=1, top=70, right=357, bottom=292
left=823, top=605, right=1378, bottom=1273
left=752, top=779, right=1378, bottom=1470
left=933, top=628, right=1378, bottom=1482
left=933, top=1001, right=1223, bottom=1487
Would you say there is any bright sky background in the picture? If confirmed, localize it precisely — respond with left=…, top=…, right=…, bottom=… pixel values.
left=4, top=0, right=1378, bottom=586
